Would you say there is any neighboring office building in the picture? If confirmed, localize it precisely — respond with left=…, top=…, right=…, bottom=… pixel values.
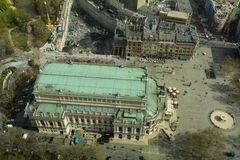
left=138, top=5, right=160, bottom=21
left=141, top=21, right=199, bottom=60
left=121, top=0, right=153, bottom=11
left=25, top=63, right=172, bottom=142
left=175, top=0, right=193, bottom=25
left=159, top=10, right=189, bottom=25
left=234, top=18, right=240, bottom=42
left=138, top=0, right=192, bottom=25
left=113, top=18, right=199, bottom=60
left=205, top=0, right=230, bottom=32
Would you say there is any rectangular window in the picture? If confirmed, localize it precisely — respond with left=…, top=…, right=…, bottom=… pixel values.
left=75, top=118, right=79, bottom=123
left=119, top=127, right=122, bottom=132
left=49, top=121, right=53, bottom=127
left=57, top=122, right=62, bottom=127
left=40, top=120, right=45, bottom=126
left=136, top=128, right=140, bottom=133
left=127, top=127, right=131, bottom=133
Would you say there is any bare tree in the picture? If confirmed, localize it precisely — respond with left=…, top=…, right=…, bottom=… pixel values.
left=177, top=128, right=226, bottom=160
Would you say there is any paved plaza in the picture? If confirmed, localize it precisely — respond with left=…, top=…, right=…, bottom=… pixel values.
left=149, top=46, right=239, bottom=136
left=125, top=46, right=240, bottom=137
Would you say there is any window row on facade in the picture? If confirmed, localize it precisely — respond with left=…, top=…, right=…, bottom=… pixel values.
left=36, top=95, right=145, bottom=106
left=67, top=116, right=112, bottom=125
left=117, top=126, right=141, bottom=134
left=36, top=120, right=63, bottom=128
left=118, top=134, right=140, bottom=140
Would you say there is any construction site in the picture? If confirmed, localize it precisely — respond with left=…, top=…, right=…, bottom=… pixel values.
left=205, top=0, right=240, bottom=33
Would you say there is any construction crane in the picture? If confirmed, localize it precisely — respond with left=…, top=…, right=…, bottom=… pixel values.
left=223, top=0, right=240, bottom=33
left=44, top=1, right=54, bottom=29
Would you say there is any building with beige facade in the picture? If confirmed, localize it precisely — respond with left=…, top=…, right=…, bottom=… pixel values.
left=159, top=11, right=189, bottom=25
left=113, top=17, right=199, bottom=60
left=25, top=63, right=176, bottom=143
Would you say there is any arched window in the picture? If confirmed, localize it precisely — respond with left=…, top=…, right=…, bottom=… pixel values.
left=119, top=134, right=122, bottom=139
left=136, top=136, right=140, bottom=140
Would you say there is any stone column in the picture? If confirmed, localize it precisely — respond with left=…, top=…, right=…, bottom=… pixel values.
left=43, top=121, right=47, bottom=127
left=124, top=126, right=127, bottom=134
left=96, top=118, right=99, bottom=124
left=51, top=121, right=55, bottom=127
left=72, top=117, right=76, bottom=124
left=45, top=121, right=50, bottom=127
left=35, top=120, right=40, bottom=127
left=61, top=122, right=65, bottom=128
left=66, top=117, right=70, bottom=123
left=90, top=118, right=93, bottom=125
left=116, top=126, right=119, bottom=132
left=55, top=122, right=58, bottom=128
left=133, top=128, right=136, bottom=134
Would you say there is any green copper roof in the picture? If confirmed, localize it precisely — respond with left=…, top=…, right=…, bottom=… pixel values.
left=36, top=103, right=64, bottom=114
left=32, top=63, right=166, bottom=118
left=146, top=79, right=160, bottom=116
left=35, top=63, right=146, bottom=98
left=116, top=109, right=144, bottom=122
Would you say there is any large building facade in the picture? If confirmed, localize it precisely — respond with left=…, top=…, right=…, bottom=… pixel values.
left=25, top=63, right=173, bottom=142
left=234, top=19, right=240, bottom=42
left=113, top=17, right=199, bottom=60
left=205, top=0, right=233, bottom=32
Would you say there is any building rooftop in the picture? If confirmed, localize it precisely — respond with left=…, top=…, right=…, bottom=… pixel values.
left=31, top=63, right=166, bottom=118
left=35, top=63, right=147, bottom=98
left=175, top=23, right=199, bottom=43
left=167, top=11, right=189, bottom=20
left=138, top=5, right=160, bottom=17
left=176, top=0, right=193, bottom=13
left=143, top=20, right=199, bottom=44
